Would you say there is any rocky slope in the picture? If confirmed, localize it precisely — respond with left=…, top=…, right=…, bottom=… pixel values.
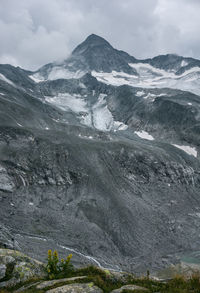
left=0, top=34, right=200, bottom=273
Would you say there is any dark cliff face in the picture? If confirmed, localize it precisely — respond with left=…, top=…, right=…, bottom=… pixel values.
left=0, top=35, right=200, bottom=273
left=71, top=34, right=137, bottom=73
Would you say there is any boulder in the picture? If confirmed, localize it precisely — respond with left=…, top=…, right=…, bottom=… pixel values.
left=36, top=276, right=87, bottom=289
left=46, top=282, right=103, bottom=293
left=111, top=284, right=149, bottom=292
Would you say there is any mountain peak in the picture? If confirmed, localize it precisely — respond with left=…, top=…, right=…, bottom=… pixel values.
left=72, top=34, right=112, bottom=55
left=84, top=34, right=111, bottom=45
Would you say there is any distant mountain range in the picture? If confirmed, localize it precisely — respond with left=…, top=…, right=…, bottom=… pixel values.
left=0, top=34, right=200, bottom=273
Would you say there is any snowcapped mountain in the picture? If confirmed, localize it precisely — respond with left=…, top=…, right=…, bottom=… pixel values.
left=1, top=34, right=200, bottom=273
left=30, top=34, right=200, bottom=95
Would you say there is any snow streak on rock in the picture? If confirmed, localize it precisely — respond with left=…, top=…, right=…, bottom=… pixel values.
left=172, top=144, right=198, bottom=157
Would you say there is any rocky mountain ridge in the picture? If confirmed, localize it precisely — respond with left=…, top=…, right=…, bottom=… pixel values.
left=0, top=34, right=200, bottom=273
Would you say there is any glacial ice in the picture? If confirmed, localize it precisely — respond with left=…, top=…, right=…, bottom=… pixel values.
left=45, top=93, right=128, bottom=132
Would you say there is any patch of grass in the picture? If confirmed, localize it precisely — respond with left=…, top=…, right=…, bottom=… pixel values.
left=73, top=265, right=126, bottom=292
left=122, top=289, right=149, bottom=293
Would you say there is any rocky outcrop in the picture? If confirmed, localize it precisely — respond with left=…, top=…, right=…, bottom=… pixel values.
left=111, top=284, right=149, bottom=292
left=46, top=282, right=103, bottom=293
left=0, top=249, right=46, bottom=288
left=36, top=276, right=87, bottom=290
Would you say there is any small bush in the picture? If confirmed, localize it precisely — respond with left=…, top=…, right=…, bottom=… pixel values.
left=46, top=250, right=74, bottom=279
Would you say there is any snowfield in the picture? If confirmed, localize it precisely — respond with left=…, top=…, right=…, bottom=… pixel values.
left=45, top=93, right=128, bottom=132
left=92, top=64, right=200, bottom=95
left=29, top=68, right=85, bottom=83
left=45, top=94, right=87, bottom=113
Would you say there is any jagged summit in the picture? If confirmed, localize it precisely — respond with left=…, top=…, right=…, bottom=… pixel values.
left=33, top=33, right=137, bottom=79
left=72, top=34, right=113, bottom=55
left=85, top=33, right=111, bottom=44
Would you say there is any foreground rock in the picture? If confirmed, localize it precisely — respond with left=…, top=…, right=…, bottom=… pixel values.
left=46, top=282, right=103, bottom=293
left=111, top=284, right=149, bottom=292
left=36, top=276, right=87, bottom=289
left=0, top=248, right=46, bottom=288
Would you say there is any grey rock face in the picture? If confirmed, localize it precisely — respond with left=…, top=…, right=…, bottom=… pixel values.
left=0, top=224, right=19, bottom=250
left=0, top=34, right=200, bottom=274
left=0, top=165, right=15, bottom=192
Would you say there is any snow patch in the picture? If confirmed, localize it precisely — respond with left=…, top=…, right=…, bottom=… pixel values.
left=129, top=62, right=175, bottom=78
left=92, top=94, right=113, bottom=131
left=181, top=60, right=188, bottom=67
left=45, top=93, right=87, bottom=113
left=45, top=92, right=128, bottom=132
left=78, top=134, right=94, bottom=140
left=29, top=73, right=44, bottom=83
left=0, top=74, right=15, bottom=87
left=135, top=130, right=154, bottom=141
left=48, top=67, right=85, bottom=80
left=136, top=91, right=145, bottom=97
left=172, top=144, right=197, bottom=157
left=30, top=68, right=85, bottom=82
left=143, top=93, right=156, bottom=100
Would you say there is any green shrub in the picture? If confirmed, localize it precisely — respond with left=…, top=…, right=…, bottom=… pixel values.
left=46, top=250, right=74, bottom=279
left=60, top=254, right=74, bottom=275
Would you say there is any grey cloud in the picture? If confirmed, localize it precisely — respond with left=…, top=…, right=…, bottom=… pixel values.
left=0, top=0, right=199, bottom=70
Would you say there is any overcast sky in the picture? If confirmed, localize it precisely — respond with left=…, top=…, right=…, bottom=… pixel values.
left=0, top=0, right=200, bottom=70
